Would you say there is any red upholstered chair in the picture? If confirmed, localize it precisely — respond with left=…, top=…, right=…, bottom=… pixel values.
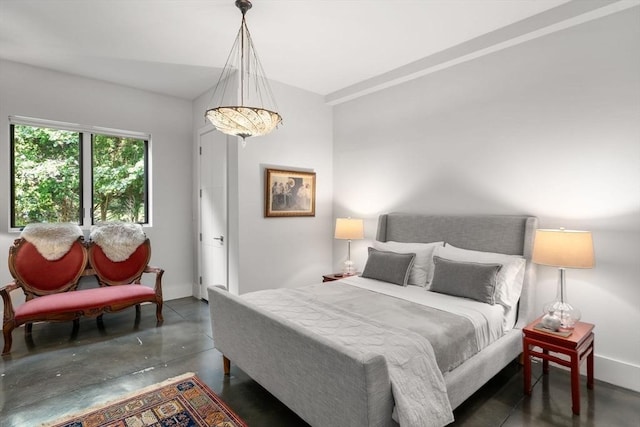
left=1, top=237, right=88, bottom=355
left=87, top=238, right=164, bottom=325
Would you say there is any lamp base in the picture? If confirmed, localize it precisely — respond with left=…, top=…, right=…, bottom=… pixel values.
left=342, top=260, right=356, bottom=276
left=543, top=300, right=580, bottom=330
left=543, top=267, right=581, bottom=330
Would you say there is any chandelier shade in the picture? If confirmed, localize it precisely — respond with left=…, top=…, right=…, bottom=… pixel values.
left=205, top=0, right=282, bottom=141
left=205, top=106, right=281, bottom=139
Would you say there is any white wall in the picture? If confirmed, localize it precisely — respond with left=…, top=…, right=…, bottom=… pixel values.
left=0, top=60, right=195, bottom=311
left=333, top=8, right=640, bottom=391
left=193, top=80, right=334, bottom=295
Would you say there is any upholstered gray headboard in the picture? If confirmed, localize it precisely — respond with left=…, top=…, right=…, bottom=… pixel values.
left=376, top=213, right=538, bottom=326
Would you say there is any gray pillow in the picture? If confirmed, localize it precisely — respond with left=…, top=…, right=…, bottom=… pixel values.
left=361, top=247, right=416, bottom=286
left=430, top=256, right=502, bottom=304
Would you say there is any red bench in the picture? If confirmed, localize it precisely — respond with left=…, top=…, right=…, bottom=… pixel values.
left=1, top=237, right=163, bottom=355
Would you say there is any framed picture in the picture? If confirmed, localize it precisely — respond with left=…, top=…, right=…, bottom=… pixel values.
left=265, top=168, right=316, bottom=217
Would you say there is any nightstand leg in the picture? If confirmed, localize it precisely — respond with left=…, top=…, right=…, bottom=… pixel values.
left=523, top=340, right=532, bottom=395
left=542, top=348, right=549, bottom=374
left=587, top=339, right=594, bottom=390
left=571, top=351, right=581, bottom=415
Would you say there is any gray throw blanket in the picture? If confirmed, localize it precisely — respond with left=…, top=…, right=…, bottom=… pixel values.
left=299, top=282, right=480, bottom=373
left=244, top=287, right=455, bottom=427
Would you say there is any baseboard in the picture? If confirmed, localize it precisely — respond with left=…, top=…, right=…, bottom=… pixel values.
left=162, top=285, right=196, bottom=301
left=588, top=354, right=640, bottom=393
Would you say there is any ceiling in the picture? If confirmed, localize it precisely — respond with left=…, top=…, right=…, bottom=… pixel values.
left=0, top=0, right=633, bottom=101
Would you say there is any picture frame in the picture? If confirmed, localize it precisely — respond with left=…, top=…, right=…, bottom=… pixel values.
left=265, top=168, right=316, bottom=217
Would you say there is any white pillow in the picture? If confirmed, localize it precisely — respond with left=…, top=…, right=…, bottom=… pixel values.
left=372, top=241, right=444, bottom=286
left=431, top=244, right=526, bottom=311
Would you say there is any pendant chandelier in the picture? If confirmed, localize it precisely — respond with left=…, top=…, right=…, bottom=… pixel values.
left=205, top=0, right=282, bottom=142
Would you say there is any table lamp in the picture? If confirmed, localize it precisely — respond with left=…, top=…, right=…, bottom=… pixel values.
left=532, top=228, right=594, bottom=330
left=334, top=218, right=364, bottom=276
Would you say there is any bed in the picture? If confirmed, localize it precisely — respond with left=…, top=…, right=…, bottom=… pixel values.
left=208, top=213, right=538, bottom=426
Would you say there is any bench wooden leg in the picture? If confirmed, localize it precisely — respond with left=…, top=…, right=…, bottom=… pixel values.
left=2, top=325, right=13, bottom=355
left=223, top=355, right=230, bottom=375
left=133, top=305, right=142, bottom=328
left=95, top=315, right=104, bottom=330
left=156, top=302, right=164, bottom=324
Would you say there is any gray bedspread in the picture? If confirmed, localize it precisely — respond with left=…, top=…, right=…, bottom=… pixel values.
left=242, top=282, right=478, bottom=427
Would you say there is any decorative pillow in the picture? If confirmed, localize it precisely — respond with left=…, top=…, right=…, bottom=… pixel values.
left=432, top=244, right=526, bottom=310
left=430, top=256, right=502, bottom=304
left=372, top=241, right=444, bottom=286
left=361, top=247, right=416, bottom=286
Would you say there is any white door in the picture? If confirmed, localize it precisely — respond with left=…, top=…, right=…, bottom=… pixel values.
left=199, top=128, right=227, bottom=300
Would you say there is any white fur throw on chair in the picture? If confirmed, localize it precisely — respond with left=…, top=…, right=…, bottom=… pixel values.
left=90, top=222, right=146, bottom=262
left=21, top=223, right=84, bottom=261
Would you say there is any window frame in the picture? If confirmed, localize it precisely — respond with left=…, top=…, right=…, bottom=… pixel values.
left=8, top=116, right=152, bottom=231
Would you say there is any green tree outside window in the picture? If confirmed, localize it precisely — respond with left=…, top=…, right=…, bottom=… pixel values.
left=11, top=125, right=81, bottom=225
left=11, top=123, right=148, bottom=228
left=92, top=134, right=146, bottom=223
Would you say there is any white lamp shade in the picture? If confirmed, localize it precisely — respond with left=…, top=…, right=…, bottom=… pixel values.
left=532, top=229, right=594, bottom=268
left=334, top=218, right=364, bottom=240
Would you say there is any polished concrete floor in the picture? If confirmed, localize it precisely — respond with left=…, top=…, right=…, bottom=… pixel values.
left=1, top=297, right=638, bottom=426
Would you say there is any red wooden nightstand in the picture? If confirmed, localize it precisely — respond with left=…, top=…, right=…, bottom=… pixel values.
left=322, top=273, right=359, bottom=282
left=523, top=316, right=595, bottom=415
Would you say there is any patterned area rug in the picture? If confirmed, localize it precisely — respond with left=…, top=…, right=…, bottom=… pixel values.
left=42, top=373, right=247, bottom=427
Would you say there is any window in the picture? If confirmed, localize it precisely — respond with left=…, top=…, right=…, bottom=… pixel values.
left=10, top=117, right=150, bottom=229
left=92, top=134, right=148, bottom=224
left=10, top=125, right=82, bottom=226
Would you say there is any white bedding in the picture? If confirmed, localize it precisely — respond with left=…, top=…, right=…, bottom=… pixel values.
left=340, top=275, right=506, bottom=352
